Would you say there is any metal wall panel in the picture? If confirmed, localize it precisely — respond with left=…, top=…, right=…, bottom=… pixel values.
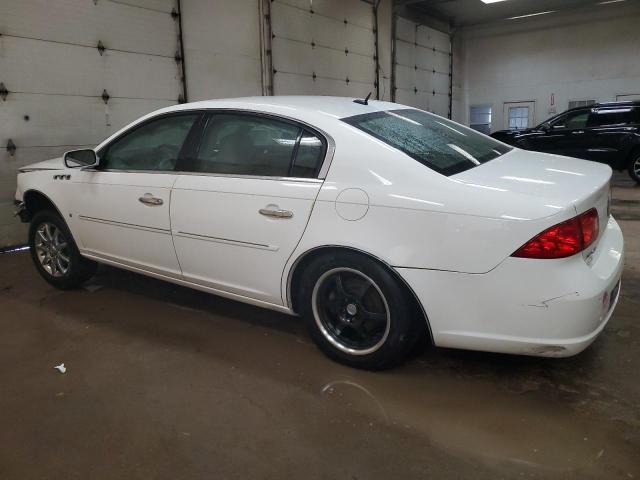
left=270, top=0, right=376, bottom=97
left=393, top=16, right=451, bottom=117
left=0, top=0, right=183, bottom=246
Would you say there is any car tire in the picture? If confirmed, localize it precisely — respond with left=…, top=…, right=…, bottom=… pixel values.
left=29, top=210, right=97, bottom=290
left=298, top=251, right=422, bottom=370
left=628, top=152, right=640, bottom=184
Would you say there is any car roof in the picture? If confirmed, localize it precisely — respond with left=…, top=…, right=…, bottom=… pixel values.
left=154, top=96, right=401, bottom=121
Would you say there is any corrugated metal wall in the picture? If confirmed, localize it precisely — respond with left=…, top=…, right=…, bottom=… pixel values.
left=0, top=0, right=184, bottom=247
left=270, top=0, right=377, bottom=97
left=393, top=16, right=452, bottom=117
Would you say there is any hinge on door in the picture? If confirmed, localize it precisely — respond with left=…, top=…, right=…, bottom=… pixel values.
left=174, top=51, right=182, bottom=63
left=0, top=82, right=8, bottom=101
left=6, top=139, right=16, bottom=156
left=178, top=93, right=185, bottom=104
left=171, top=8, right=179, bottom=20
left=101, top=89, right=110, bottom=104
left=97, top=40, right=106, bottom=56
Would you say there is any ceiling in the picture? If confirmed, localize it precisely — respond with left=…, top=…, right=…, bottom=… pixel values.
left=398, top=0, right=635, bottom=27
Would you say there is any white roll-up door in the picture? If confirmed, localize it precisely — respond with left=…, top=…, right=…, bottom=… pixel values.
left=0, top=0, right=184, bottom=247
left=393, top=16, right=451, bottom=118
left=270, top=0, right=376, bottom=97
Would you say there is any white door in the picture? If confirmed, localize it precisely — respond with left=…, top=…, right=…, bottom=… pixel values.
left=0, top=0, right=182, bottom=248
left=617, top=94, right=640, bottom=101
left=393, top=17, right=452, bottom=117
left=504, top=101, right=535, bottom=130
left=170, top=112, right=326, bottom=305
left=73, top=113, right=200, bottom=276
left=270, top=0, right=376, bottom=97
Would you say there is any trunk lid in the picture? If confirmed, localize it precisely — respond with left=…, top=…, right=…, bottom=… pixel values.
left=453, top=149, right=612, bottom=253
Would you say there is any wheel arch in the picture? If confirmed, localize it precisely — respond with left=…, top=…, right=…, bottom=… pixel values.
left=286, top=245, right=433, bottom=343
left=22, top=189, right=64, bottom=221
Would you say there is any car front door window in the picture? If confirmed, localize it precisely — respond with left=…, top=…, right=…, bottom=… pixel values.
left=101, top=114, right=199, bottom=171
left=551, top=110, right=589, bottom=130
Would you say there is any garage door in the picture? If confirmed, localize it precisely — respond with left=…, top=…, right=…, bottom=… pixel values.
left=270, top=0, right=376, bottom=97
left=393, top=16, right=451, bottom=118
left=0, top=0, right=184, bottom=247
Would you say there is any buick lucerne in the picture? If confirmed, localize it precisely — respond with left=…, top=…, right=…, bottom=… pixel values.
left=14, top=96, right=624, bottom=369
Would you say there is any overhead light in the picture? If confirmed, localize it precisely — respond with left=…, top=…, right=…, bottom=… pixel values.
left=598, top=0, right=626, bottom=4
left=481, top=0, right=510, bottom=3
left=508, top=10, right=555, bottom=19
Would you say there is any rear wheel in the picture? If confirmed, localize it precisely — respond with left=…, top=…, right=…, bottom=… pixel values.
left=29, top=210, right=97, bottom=289
left=629, top=152, right=640, bottom=184
left=298, top=251, right=422, bottom=370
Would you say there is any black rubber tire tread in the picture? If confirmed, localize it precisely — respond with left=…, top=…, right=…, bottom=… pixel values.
left=298, top=250, right=422, bottom=370
left=28, top=210, right=97, bottom=290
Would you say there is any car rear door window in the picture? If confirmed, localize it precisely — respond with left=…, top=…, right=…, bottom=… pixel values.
left=589, top=108, right=636, bottom=127
left=101, top=114, right=199, bottom=171
left=186, top=113, right=325, bottom=178
left=343, top=109, right=511, bottom=176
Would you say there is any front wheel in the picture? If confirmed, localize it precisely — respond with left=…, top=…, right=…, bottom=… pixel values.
left=29, top=210, right=97, bottom=289
left=298, top=252, right=422, bottom=370
left=629, top=152, right=640, bottom=184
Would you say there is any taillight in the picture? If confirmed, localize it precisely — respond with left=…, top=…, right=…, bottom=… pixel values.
left=512, top=208, right=599, bottom=259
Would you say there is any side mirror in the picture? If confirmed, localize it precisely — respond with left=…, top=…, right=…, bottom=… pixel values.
left=540, top=123, right=550, bottom=132
left=64, top=149, right=97, bottom=168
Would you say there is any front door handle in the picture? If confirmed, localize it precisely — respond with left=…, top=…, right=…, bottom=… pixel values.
left=259, top=205, right=293, bottom=219
left=139, top=193, right=163, bottom=206
left=572, top=130, right=585, bottom=134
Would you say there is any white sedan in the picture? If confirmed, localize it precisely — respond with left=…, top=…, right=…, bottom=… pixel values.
left=14, top=96, right=624, bottom=369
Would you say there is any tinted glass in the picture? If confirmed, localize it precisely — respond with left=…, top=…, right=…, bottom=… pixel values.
left=102, top=114, right=198, bottom=171
left=589, top=108, right=636, bottom=127
left=291, top=131, right=325, bottom=178
left=342, top=109, right=511, bottom=176
left=550, top=110, right=589, bottom=130
left=193, top=114, right=301, bottom=176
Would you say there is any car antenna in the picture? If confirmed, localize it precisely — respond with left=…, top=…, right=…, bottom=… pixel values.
left=353, top=92, right=372, bottom=106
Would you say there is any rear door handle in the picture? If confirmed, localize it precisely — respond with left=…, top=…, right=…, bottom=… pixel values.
left=139, top=193, right=163, bottom=206
left=572, top=130, right=585, bottom=134
left=259, top=205, right=293, bottom=219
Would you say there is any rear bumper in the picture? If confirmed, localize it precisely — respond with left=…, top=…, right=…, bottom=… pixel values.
left=397, top=216, right=624, bottom=357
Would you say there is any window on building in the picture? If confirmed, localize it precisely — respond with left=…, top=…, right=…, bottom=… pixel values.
left=568, top=100, right=596, bottom=110
left=469, top=105, right=492, bottom=135
left=508, top=106, right=529, bottom=130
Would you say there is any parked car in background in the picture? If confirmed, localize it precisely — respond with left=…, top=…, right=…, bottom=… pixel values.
left=14, top=97, right=624, bottom=369
left=491, top=101, right=640, bottom=184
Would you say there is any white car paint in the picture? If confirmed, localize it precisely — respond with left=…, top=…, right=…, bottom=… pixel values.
left=15, top=96, right=624, bottom=357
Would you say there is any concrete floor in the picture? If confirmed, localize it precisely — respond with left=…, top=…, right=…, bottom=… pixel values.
left=1, top=174, right=638, bottom=480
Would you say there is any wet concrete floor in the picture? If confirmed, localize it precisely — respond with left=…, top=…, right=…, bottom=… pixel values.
left=1, top=173, right=639, bottom=479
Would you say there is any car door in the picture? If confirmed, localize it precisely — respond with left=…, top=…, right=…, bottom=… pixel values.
left=72, top=112, right=201, bottom=276
left=586, top=106, right=639, bottom=166
left=529, top=109, right=590, bottom=158
left=170, top=111, right=328, bottom=305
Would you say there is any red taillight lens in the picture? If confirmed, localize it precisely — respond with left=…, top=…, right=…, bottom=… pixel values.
left=512, top=208, right=599, bottom=259
left=579, top=208, right=599, bottom=249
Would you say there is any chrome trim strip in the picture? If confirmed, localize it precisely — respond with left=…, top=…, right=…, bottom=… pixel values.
left=175, top=231, right=279, bottom=251
left=78, top=215, right=171, bottom=235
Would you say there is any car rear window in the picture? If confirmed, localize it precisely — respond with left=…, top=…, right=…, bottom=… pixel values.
left=342, top=109, right=512, bottom=176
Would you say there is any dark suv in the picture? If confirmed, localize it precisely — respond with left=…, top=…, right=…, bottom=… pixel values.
left=491, top=101, right=640, bottom=184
